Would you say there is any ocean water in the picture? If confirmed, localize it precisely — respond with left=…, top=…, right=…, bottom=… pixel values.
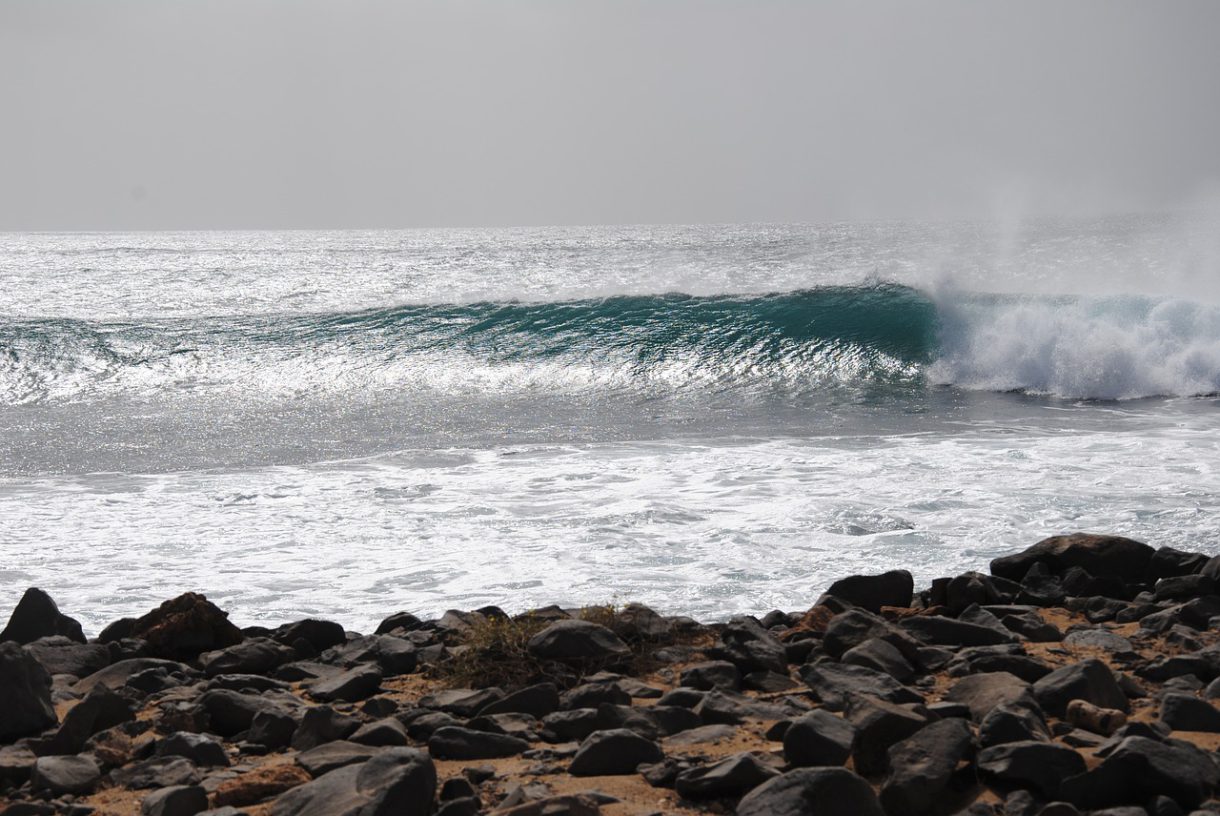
left=2, top=218, right=1219, bottom=633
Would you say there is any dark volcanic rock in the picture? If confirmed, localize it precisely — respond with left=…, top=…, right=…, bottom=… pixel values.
left=824, top=570, right=914, bottom=613
left=945, top=572, right=1003, bottom=613
left=1058, top=736, right=1220, bottom=811
left=979, top=702, right=1051, bottom=747
left=990, top=533, right=1154, bottom=583
left=1151, top=546, right=1209, bottom=580
left=157, top=732, right=230, bottom=767
left=110, top=756, right=201, bottom=789
left=880, top=718, right=974, bottom=816
left=845, top=695, right=929, bottom=777
left=735, top=767, right=885, bottom=816
left=199, top=689, right=294, bottom=738
left=527, top=620, right=630, bottom=662
left=200, top=638, right=295, bottom=678
left=0, top=588, right=85, bottom=645
left=73, top=657, right=190, bottom=694
left=272, top=748, right=436, bottom=816
left=130, top=593, right=244, bottom=660
left=977, top=740, right=1086, bottom=799
left=478, top=682, right=560, bottom=718
left=272, top=619, right=347, bottom=652
left=693, top=689, right=802, bottom=724
left=901, top=615, right=1016, bottom=647
left=783, top=709, right=855, bottom=767
left=943, top=672, right=1035, bottom=721
left=1032, top=658, right=1129, bottom=717
left=296, top=741, right=383, bottom=777
left=350, top=717, right=410, bottom=747
left=569, top=729, right=663, bottom=776
left=31, top=754, right=102, bottom=795
left=674, top=752, right=779, bottom=799
left=0, top=641, right=57, bottom=741
left=291, top=705, right=361, bottom=751
left=800, top=662, right=923, bottom=710
left=716, top=617, right=787, bottom=674
left=248, top=709, right=297, bottom=749
left=821, top=609, right=922, bottom=662
left=141, top=785, right=209, bottom=816
left=1000, top=612, right=1063, bottom=642
left=428, top=726, right=529, bottom=760
left=374, top=611, right=422, bottom=634
left=24, top=636, right=112, bottom=678
left=308, top=664, right=383, bottom=703
left=841, top=638, right=915, bottom=683
left=1160, top=692, right=1220, bottom=732
left=42, top=684, right=134, bottom=754
left=680, top=661, right=742, bottom=691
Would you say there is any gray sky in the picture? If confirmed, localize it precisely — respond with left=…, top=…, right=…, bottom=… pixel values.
left=2, top=0, right=1219, bottom=230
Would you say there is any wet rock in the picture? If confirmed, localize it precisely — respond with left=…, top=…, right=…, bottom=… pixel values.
left=142, top=785, right=209, bottom=816
left=308, top=664, right=382, bottom=703
left=157, top=732, right=229, bottom=767
left=271, top=748, right=437, bottom=816
left=213, top=764, right=312, bottom=807
left=31, top=755, right=102, bottom=795
left=674, top=752, right=779, bottom=799
left=129, top=593, right=244, bottom=661
left=325, top=635, right=417, bottom=677
left=800, top=662, right=923, bottom=710
left=42, top=684, right=134, bottom=754
left=782, top=709, right=855, bottom=767
left=569, top=729, right=663, bottom=776
left=679, top=661, right=741, bottom=691
left=977, top=740, right=1086, bottom=799
left=201, top=639, right=295, bottom=678
left=824, top=570, right=914, bottom=613
left=736, top=766, right=885, bottom=816
left=845, top=695, right=929, bottom=777
left=0, top=588, right=85, bottom=645
left=0, top=641, right=57, bottom=741
left=1033, top=659, right=1129, bottom=717
left=527, top=620, right=630, bottom=662
left=428, top=726, right=529, bottom=759
left=990, top=533, right=1155, bottom=583
left=1160, top=693, right=1220, bottom=732
left=24, top=637, right=112, bottom=678
left=478, top=682, right=560, bottom=717
left=944, top=672, right=1036, bottom=721
left=881, top=718, right=974, bottom=816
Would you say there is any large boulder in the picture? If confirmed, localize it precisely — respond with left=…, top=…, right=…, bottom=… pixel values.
left=977, top=740, right=1086, bottom=799
left=943, top=672, right=1035, bottom=722
left=129, top=593, right=243, bottom=660
left=823, top=571, right=914, bottom=613
left=0, top=641, right=57, bottom=741
left=568, top=729, right=662, bottom=776
left=783, top=709, right=855, bottom=767
left=674, top=752, right=780, bottom=799
left=526, top=620, right=630, bottom=662
left=990, top=534, right=1154, bottom=583
left=0, top=588, right=85, bottom=645
left=736, top=767, right=885, bottom=816
left=1058, top=735, right=1220, bottom=811
left=31, top=754, right=101, bottom=795
left=880, top=719, right=974, bottom=816
left=41, top=684, right=134, bottom=754
left=845, top=695, right=929, bottom=777
left=1032, top=659, right=1128, bottom=717
left=24, top=637, right=112, bottom=678
left=800, top=662, right=923, bottom=710
left=200, top=638, right=295, bottom=678
left=271, top=748, right=436, bottom=816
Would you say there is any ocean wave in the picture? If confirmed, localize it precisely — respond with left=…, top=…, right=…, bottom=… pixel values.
left=2, top=284, right=1218, bottom=404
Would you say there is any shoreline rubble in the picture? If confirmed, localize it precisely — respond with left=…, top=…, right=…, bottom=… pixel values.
left=4, top=533, right=1220, bottom=815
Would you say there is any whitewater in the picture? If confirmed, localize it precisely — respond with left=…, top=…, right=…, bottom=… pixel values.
left=1, top=218, right=1218, bottom=632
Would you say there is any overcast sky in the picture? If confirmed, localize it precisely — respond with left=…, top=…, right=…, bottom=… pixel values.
left=2, top=0, right=1219, bottom=230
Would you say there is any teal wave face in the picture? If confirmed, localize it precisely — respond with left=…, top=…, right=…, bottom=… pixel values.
left=0, top=284, right=940, bottom=404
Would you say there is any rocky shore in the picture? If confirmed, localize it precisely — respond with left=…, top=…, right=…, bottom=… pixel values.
left=5, top=533, right=1220, bottom=816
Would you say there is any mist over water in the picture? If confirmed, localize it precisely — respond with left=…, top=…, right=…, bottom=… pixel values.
left=2, top=217, right=1219, bottom=631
